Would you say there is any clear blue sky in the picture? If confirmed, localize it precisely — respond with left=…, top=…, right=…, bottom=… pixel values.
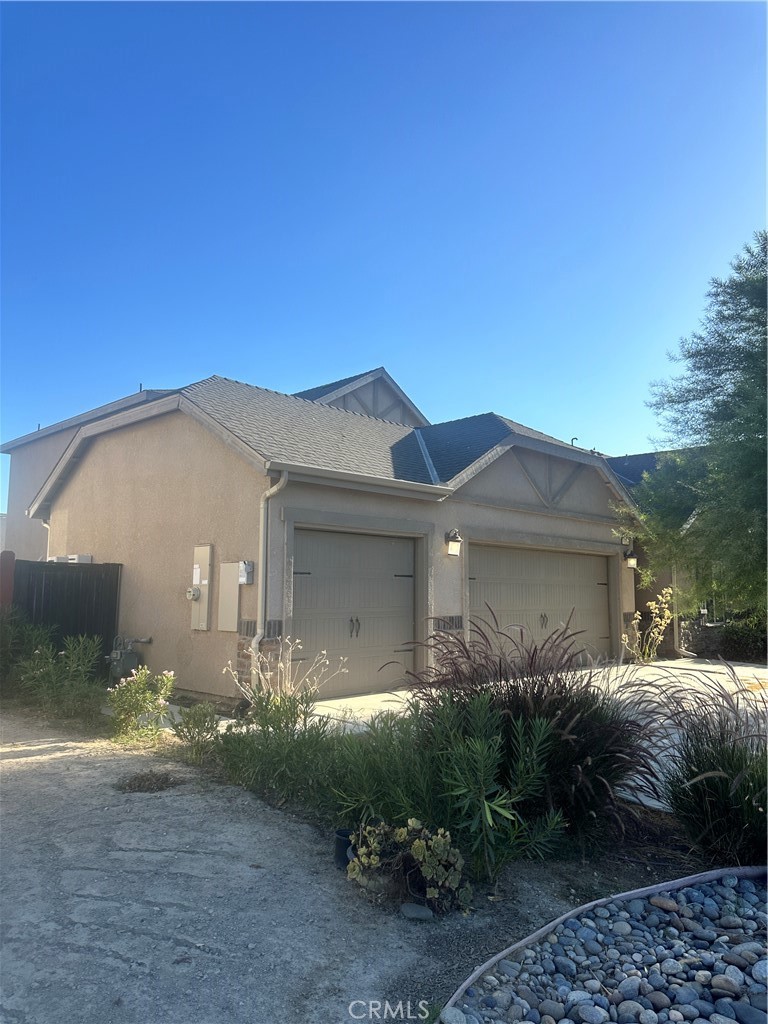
left=1, top=1, right=765, bottom=511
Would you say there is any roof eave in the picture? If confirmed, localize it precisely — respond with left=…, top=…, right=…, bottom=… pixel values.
left=264, top=459, right=452, bottom=500
left=1, top=390, right=174, bottom=453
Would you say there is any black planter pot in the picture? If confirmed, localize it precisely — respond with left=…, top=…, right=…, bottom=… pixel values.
left=334, top=829, right=353, bottom=870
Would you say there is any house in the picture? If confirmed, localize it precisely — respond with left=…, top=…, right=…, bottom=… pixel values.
left=1, top=368, right=638, bottom=698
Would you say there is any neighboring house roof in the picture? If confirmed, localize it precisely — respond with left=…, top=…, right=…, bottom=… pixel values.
left=606, top=449, right=703, bottom=489
left=15, top=371, right=636, bottom=518
left=0, top=389, right=173, bottom=453
left=606, top=452, right=660, bottom=488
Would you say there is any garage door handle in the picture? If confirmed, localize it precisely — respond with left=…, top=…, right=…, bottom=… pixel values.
left=354, top=617, right=360, bottom=637
left=349, top=617, right=355, bottom=637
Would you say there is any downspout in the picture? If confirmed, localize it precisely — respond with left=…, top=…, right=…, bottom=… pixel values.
left=41, top=518, right=51, bottom=561
left=254, top=470, right=289, bottom=647
left=26, top=507, right=51, bottom=561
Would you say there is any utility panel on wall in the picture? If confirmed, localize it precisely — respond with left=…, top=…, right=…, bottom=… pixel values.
left=218, top=561, right=254, bottom=631
left=218, top=562, right=241, bottom=632
left=188, top=545, right=212, bottom=630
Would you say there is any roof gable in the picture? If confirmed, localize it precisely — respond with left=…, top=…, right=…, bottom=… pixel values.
left=20, top=369, right=637, bottom=518
left=294, top=367, right=429, bottom=427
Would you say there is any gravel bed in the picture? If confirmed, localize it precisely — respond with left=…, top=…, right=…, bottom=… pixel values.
left=444, top=872, right=767, bottom=1024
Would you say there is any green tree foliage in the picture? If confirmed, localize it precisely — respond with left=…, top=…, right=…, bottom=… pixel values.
left=637, top=232, right=767, bottom=609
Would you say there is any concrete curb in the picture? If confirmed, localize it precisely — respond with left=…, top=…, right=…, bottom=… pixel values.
left=444, top=865, right=768, bottom=1013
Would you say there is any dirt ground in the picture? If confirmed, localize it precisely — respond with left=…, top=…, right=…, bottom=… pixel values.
left=0, top=708, right=704, bottom=1024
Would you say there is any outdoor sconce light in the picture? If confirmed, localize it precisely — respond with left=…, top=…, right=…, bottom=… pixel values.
left=445, top=529, right=463, bottom=556
left=624, top=549, right=638, bottom=569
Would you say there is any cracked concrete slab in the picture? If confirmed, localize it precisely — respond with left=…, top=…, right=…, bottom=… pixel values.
left=0, top=714, right=439, bottom=1024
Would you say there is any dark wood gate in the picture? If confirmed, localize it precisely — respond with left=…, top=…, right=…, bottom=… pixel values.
left=12, top=560, right=122, bottom=672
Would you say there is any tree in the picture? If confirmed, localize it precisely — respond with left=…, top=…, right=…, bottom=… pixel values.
left=633, top=232, right=767, bottom=611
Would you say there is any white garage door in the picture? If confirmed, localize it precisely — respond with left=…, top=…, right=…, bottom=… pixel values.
left=469, top=545, right=611, bottom=657
left=292, top=530, right=415, bottom=697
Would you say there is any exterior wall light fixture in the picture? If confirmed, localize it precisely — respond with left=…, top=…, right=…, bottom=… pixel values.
left=445, top=529, right=463, bottom=556
left=624, top=549, right=638, bottom=569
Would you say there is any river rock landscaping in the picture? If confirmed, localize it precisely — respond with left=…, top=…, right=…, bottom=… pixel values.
left=449, top=873, right=767, bottom=1024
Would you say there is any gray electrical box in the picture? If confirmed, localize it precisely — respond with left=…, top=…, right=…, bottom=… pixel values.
left=189, top=545, right=212, bottom=630
left=218, top=562, right=240, bottom=632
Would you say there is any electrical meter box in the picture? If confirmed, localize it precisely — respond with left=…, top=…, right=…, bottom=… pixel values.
left=189, top=545, right=212, bottom=630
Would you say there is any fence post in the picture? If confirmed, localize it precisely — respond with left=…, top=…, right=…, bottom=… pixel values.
left=0, top=550, right=15, bottom=608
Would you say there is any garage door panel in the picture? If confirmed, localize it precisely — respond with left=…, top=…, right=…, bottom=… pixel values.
left=293, top=531, right=415, bottom=697
left=470, top=545, right=611, bottom=656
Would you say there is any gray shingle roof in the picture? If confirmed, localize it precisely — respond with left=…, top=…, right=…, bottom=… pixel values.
left=418, top=414, right=512, bottom=482
left=182, top=376, right=434, bottom=483
left=17, top=371, right=633, bottom=515
left=180, top=377, right=594, bottom=487
left=293, top=368, right=382, bottom=402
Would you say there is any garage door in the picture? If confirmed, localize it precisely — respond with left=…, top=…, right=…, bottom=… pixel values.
left=469, top=545, right=611, bottom=657
left=292, top=531, right=415, bottom=697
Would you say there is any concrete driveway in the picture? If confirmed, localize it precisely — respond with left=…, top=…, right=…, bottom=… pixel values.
left=0, top=714, right=447, bottom=1024
left=313, top=657, right=768, bottom=724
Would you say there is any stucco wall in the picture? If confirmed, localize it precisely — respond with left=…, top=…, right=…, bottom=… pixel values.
left=44, top=416, right=637, bottom=695
left=267, top=448, right=636, bottom=659
left=5, top=428, right=79, bottom=559
left=47, top=411, right=267, bottom=697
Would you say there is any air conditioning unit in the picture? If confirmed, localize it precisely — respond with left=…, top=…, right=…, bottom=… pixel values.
left=47, top=556, right=68, bottom=562
left=68, top=554, right=93, bottom=563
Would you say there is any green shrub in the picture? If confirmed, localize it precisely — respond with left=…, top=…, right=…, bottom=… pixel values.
left=720, top=616, right=767, bottom=664
left=107, top=666, right=175, bottom=738
left=219, top=636, right=351, bottom=811
left=0, top=607, right=54, bottom=692
left=347, top=819, right=472, bottom=914
left=16, top=634, right=105, bottom=723
left=330, top=708, right=448, bottom=828
left=406, top=614, right=659, bottom=833
left=438, top=695, right=565, bottom=880
left=655, top=671, right=767, bottom=865
left=170, top=702, right=220, bottom=763
left=331, top=695, right=565, bottom=882
left=218, top=682, right=338, bottom=808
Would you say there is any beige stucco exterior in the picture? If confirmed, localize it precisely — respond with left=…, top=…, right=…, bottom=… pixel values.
left=38, top=405, right=637, bottom=697
left=4, top=428, right=79, bottom=559
left=47, top=411, right=268, bottom=696
left=267, top=447, right=636, bottom=666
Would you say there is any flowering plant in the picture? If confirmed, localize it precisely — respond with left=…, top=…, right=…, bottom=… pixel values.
left=107, top=666, right=175, bottom=737
left=622, top=587, right=673, bottom=664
